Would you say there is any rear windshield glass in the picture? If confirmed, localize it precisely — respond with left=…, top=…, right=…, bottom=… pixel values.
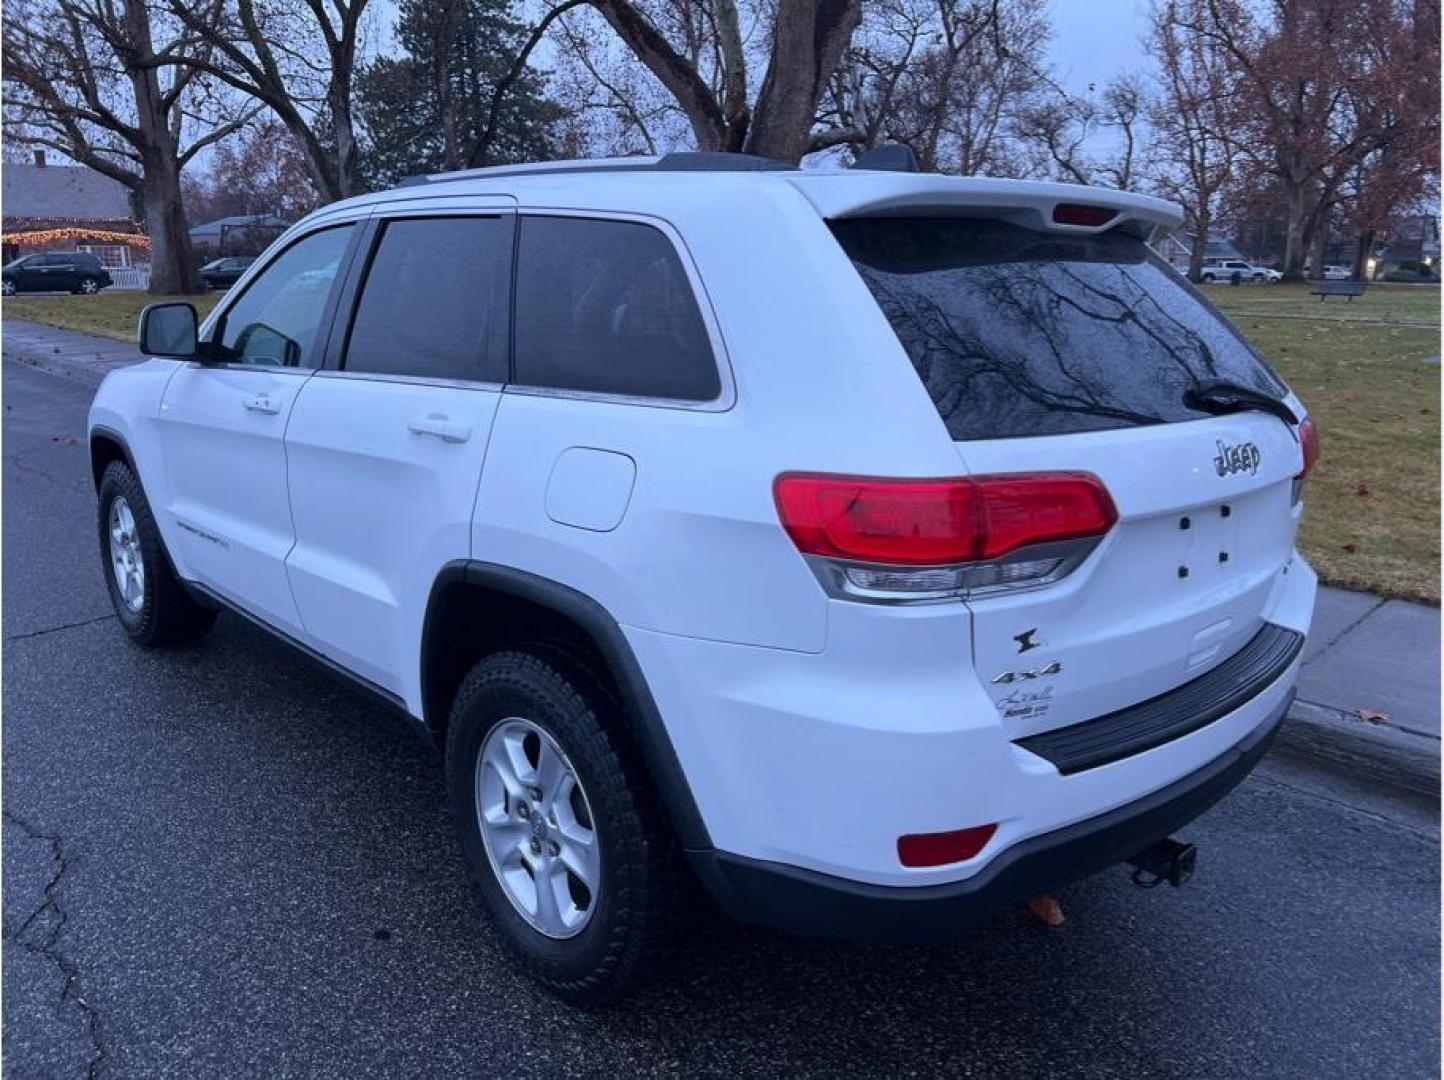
left=830, top=217, right=1285, bottom=441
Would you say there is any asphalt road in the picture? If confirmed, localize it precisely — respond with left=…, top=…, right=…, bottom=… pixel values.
left=3, top=359, right=1438, bottom=1078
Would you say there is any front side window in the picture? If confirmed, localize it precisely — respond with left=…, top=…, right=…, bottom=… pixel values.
left=342, top=216, right=510, bottom=382
left=513, top=216, right=720, bottom=401
left=831, top=217, right=1285, bottom=441
left=215, top=225, right=353, bottom=367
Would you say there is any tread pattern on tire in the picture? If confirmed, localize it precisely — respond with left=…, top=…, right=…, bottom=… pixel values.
left=445, top=649, right=677, bottom=1004
left=97, top=460, right=216, bottom=647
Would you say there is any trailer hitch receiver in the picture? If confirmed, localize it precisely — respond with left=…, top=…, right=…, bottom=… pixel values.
left=1127, top=837, right=1197, bottom=889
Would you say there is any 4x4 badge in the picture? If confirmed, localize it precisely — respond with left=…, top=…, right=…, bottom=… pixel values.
left=991, top=660, right=1062, bottom=685
left=1214, top=439, right=1261, bottom=477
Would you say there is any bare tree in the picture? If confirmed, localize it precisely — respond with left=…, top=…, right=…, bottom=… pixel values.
left=820, top=0, right=1054, bottom=173
left=473, top=0, right=863, bottom=164
left=1147, top=0, right=1245, bottom=280
left=3, top=0, right=254, bottom=292
left=160, top=0, right=372, bottom=200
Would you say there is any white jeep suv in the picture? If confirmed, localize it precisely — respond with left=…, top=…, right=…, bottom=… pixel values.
left=89, top=152, right=1318, bottom=1002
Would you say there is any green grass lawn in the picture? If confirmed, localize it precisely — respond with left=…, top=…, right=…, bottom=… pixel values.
left=1210, top=282, right=1440, bottom=602
left=3, top=291, right=223, bottom=340
left=5, top=282, right=1439, bottom=601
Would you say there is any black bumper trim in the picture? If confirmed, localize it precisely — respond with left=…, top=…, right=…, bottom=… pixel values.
left=1014, top=622, right=1304, bottom=775
left=686, top=688, right=1292, bottom=945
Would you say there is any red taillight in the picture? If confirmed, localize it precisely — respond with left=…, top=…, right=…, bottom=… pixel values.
left=773, top=472, right=1117, bottom=566
left=898, top=824, right=998, bottom=867
left=1052, top=203, right=1117, bottom=227
left=1298, top=417, right=1319, bottom=478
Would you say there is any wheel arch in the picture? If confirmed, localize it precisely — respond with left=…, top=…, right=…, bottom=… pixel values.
left=421, top=560, right=712, bottom=850
left=89, top=425, right=136, bottom=492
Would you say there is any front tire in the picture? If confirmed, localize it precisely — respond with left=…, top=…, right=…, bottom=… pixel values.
left=445, top=650, right=677, bottom=1004
left=97, top=461, right=216, bottom=646
left=2, top=279, right=15, bottom=296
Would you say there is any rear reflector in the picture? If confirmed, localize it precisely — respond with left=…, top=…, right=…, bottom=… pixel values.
left=774, top=472, right=1117, bottom=566
left=898, top=824, right=998, bottom=867
left=1298, top=417, right=1319, bottom=478
left=1052, top=203, right=1118, bottom=227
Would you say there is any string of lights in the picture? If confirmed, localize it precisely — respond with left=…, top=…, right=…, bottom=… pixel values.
left=1, top=226, right=150, bottom=249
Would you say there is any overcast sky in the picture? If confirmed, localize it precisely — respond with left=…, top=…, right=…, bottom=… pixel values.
left=1048, top=0, right=1152, bottom=94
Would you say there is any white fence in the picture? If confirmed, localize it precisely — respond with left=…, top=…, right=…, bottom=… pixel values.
left=108, top=266, right=150, bottom=291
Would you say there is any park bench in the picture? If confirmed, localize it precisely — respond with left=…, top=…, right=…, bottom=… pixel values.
left=1312, top=281, right=1367, bottom=301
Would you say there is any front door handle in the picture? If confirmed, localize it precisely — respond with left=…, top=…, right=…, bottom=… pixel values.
left=243, top=393, right=281, bottom=415
left=408, top=414, right=472, bottom=444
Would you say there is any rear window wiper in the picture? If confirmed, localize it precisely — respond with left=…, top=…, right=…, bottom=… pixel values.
left=1183, top=379, right=1299, bottom=425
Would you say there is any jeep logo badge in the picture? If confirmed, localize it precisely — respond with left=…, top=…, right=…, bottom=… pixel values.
left=1214, top=439, right=1261, bottom=477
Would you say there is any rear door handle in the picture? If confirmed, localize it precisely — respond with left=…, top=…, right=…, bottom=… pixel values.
left=408, top=414, right=472, bottom=444
left=243, top=393, right=281, bottom=415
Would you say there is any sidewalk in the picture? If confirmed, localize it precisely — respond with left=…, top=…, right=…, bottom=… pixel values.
left=4, top=316, right=1439, bottom=786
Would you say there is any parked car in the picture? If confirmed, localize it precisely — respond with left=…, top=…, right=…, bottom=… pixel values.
left=1200, top=259, right=1282, bottom=283
left=199, top=255, right=257, bottom=291
left=2, top=251, right=113, bottom=296
left=88, top=152, right=1319, bottom=1003
left=1321, top=265, right=1352, bottom=281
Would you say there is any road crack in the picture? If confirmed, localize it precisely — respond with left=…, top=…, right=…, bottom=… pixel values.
left=3, top=809, right=106, bottom=1079
left=6, top=614, right=116, bottom=642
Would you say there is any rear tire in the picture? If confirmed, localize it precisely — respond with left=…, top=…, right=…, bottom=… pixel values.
left=445, top=649, right=677, bottom=1005
left=97, top=461, right=216, bottom=647
left=76, top=276, right=99, bottom=295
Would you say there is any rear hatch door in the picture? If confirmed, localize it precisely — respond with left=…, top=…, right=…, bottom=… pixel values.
left=831, top=215, right=1308, bottom=736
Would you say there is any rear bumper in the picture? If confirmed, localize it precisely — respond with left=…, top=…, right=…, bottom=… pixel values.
left=689, top=689, right=1291, bottom=945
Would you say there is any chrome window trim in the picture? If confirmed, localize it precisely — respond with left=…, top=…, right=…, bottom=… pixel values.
left=509, top=206, right=737, bottom=413
left=308, top=369, right=504, bottom=393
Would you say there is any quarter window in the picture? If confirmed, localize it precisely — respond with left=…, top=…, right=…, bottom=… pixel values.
left=216, top=225, right=353, bottom=367
left=513, top=216, right=720, bottom=401
left=342, top=216, right=510, bottom=382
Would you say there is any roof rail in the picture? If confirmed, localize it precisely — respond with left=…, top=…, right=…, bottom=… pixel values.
left=392, top=151, right=795, bottom=189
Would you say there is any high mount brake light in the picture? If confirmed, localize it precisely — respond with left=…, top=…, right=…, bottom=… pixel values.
left=1052, top=203, right=1118, bottom=227
left=773, top=472, right=1117, bottom=602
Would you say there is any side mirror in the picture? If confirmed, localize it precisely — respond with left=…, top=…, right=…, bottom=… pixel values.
left=137, top=302, right=199, bottom=359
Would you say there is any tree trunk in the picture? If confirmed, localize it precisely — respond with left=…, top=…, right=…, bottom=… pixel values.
left=1282, top=179, right=1307, bottom=281
left=745, top=0, right=862, bottom=162
left=1307, top=224, right=1328, bottom=281
left=141, top=157, right=199, bottom=295
left=1188, top=216, right=1211, bottom=282
left=1353, top=229, right=1376, bottom=280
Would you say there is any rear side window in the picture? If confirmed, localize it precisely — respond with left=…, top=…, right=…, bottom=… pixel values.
left=344, top=216, right=510, bottom=382
left=831, top=218, right=1285, bottom=441
left=513, top=216, right=720, bottom=401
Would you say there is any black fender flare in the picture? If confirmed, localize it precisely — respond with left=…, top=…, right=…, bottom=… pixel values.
left=422, top=560, right=713, bottom=851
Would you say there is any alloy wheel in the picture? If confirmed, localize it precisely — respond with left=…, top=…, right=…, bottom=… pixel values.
left=108, top=496, right=145, bottom=612
left=475, top=717, right=601, bottom=939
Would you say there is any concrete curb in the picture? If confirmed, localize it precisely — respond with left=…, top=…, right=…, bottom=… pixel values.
left=1281, top=700, right=1439, bottom=797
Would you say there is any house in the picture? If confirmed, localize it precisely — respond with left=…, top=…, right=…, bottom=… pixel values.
left=1372, top=214, right=1440, bottom=279
left=1, top=151, right=148, bottom=268
left=1154, top=229, right=1244, bottom=270
left=189, top=213, right=289, bottom=255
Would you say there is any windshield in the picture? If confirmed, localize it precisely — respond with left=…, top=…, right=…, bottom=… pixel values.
left=832, top=217, right=1286, bottom=441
